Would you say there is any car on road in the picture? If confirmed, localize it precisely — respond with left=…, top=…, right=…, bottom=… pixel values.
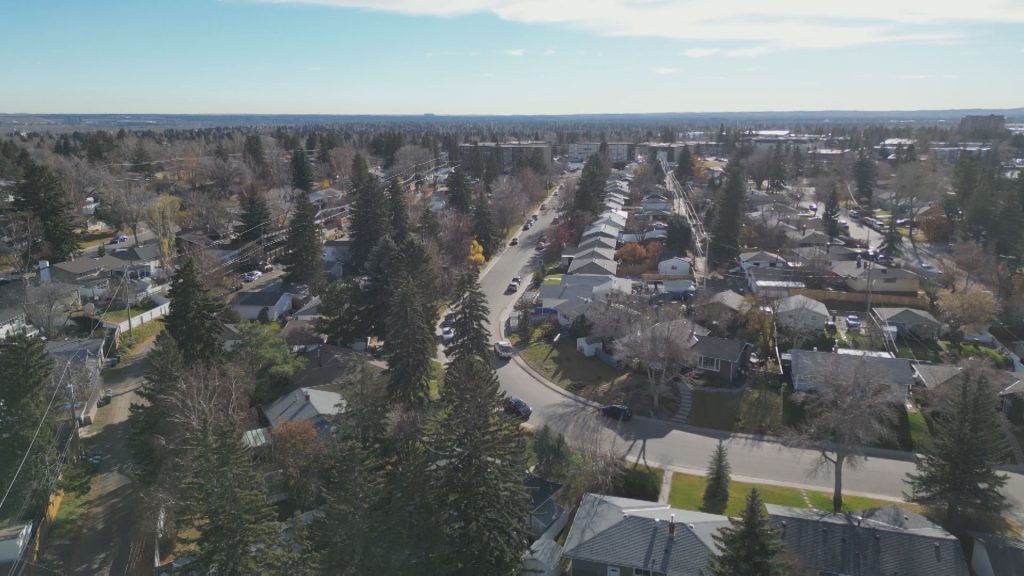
left=109, top=234, right=129, bottom=244
left=441, top=326, right=455, bottom=343
left=511, top=275, right=522, bottom=285
left=848, top=209, right=861, bottom=219
left=242, top=270, right=263, bottom=282
left=536, top=242, right=546, bottom=252
left=920, top=262, right=940, bottom=274
left=846, top=314, right=861, bottom=330
left=509, top=237, right=519, bottom=246
left=807, top=203, right=817, bottom=212
left=493, top=340, right=514, bottom=359
left=531, top=213, right=539, bottom=221
left=504, top=396, right=532, bottom=420
left=600, top=404, right=633, bottom=421
left=540, top=202, right=548, bottom=210
left=522, top=221, right=532, bottom=231
left=839, top=219, right=849, bottom=229
left=262, top=263, right=275, bottom=272
left=505, top=282, right=519, bottom=294
left=442, top=313, right=456, bottom=327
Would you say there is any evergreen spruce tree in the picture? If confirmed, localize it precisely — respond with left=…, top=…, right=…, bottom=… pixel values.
left=180, top=418, right=280, bottom=576
left=384, top=278, right=438, bottom=407
left=710, top=164, right=746, bottom=264
left=906, top=371, right=1010, bottom=532
left=445, top=270, right=492, bottom=364
left=235, top=189, right=272, bottom=243
left=243, top=134, right=266, bottom=172
left=710, top=488, right=785, bottom=576
left=349, top=155, right=389, bottom=271
left=418, top=205, right=441, bottom=243
left=853, top=149, right=877, bottom=203
left=673, top=145, right=695, bottom=182
left=446, top=167, right=472, bottom=214
left=427, top=356, right=531, bottom=575
left=702, top=441, right=731, bottom=514
left=282, top=192, right=323, bottom=291
left=822, top=188, right=841, bottom=240
left=128, top=331, right=184, bottom=483
left=0, top=335, right=56, bottom=519
left=165, top=257, right=224, bottom=364
left=665, top=214, right=694, bottom=256
left=472, top=188, right=499, bottom=260
left=291, top=147, right=313, bottom=192
left=363, top=236, right=402, bottom=336
left=14, top=162, right=81, bottom=262
left=387, top=177, right=410, bottom=241
left=572, top=152, right=610, bottom=218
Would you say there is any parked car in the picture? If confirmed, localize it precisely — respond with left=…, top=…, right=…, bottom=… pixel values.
left=522, top=222, right=532, bottom=231
left=505, top=282, right=519, bottom=294
left=442, top=313, right=456, bottom=327
left=536, top=242, right=546, bottom=252
left=920, top=262, right=940, bottom=274
left=540, top=202, right=548, bottom=210
left=600, top=404, right=633, bottom=421
left=493, top=340, right=514, bottom=359
left=441, top=326, right=455, bottom=343
left=531, top=213, right=539, bottom=221
left=109, top=234, right=129, bottom=244
left=242, top=270, right=263, bottom=282
left=848, top=209, right=861, bottom=219
left=509, top=237, right=519, bottom=246
left=262, top=263, right=275, bottom=272
left=846, top=314, right=861, bottom=330
left=552, top=216, right=560, bottom=224
left=504, top=396, right=532, bottom=420
left=807, top=203, right=818, bottom=212
left=511, top=275, right=522, bottom=285
left=838, top=219, right=849, bottom=229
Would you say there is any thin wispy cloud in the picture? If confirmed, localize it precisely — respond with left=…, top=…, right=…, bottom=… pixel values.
left=503, top=48, right=525, bottom=56
left=258, top=0, right=1020, bottom=53
left=683, top=47, right=720, bottom=58
left=941, top=73, right=958, bottom=79
left=653, top=67, right=677, bottom=75
left=543, top=48, right=557, bottom=55
left=900, top=74, right=930, bottom=80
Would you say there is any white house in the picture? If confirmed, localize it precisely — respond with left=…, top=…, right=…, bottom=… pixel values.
left=776, top=295, right=829, bottom=334
left=739, top=251, right=788, bottom=271
left=231, top=283, right=295, bottom=321
left=657, top=257, right=692, bottom=276
left=0, top=522, right=32, bottom=566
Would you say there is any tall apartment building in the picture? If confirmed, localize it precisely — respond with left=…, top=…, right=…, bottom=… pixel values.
left=458, top=142, right=552, bottom=174
left=567, top=142, right=635, bottom=164
left=959, top=115, right=1006, bottom=138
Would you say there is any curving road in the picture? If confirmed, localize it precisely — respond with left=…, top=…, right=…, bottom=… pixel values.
left=481, top=196, right=1024, bottom=513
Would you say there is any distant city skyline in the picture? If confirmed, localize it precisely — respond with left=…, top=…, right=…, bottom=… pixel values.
left=1, top=0, right=1022, bottom=115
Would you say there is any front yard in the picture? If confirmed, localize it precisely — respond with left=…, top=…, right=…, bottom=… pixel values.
left=668, top=471, right=909, bottom=516
left=686, top=386, right=784, bottom=435
left=517, top=336, right=679, bottom=419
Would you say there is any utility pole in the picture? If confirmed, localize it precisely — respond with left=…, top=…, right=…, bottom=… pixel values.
left=865, top=260, right=874, bottom=314
left=124, top=265, right=134, bottom=341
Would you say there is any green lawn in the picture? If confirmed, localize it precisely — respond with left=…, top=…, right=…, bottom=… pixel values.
left=668, top=472, right=905, bottom=516
left=118, top=320, right=165, bottom=357
left=50, top=488, right=91, bottom=538
left=428, top=359, right=444, bottom=401
left=894, top=337, right=943, bottom=363
left=542, top=274, right=564, bottom=285
left=907, top=409, right=932, bottom=449
left=687, top=388, right=783, bottom=434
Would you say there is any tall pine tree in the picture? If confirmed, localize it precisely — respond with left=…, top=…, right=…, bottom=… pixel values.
left=14, top=162, right=80, bottom=262
left=349, top=154, right=389, bottom=271
left=291, top=147, right=313, bottom=192
left=673, top=145, right=695, bottom=182
left=906, top=370, right=1010, bottom=532
left=179, top=418, right=281, bottom=575
left=426, top=356, right=531, bottom=574
left=235, top=189, right=272, bottom=243
left=384, top=277, right=439, bottom=408
left=445, top=270, right=492, bottom=365
left=165, top=257, right=224, bottom=364
left=853, top=149, right=877, bottom=204
left=0, top=335, right=56, bottom=520
left=710, top=488, right=785, bottom=576
left=446, top=167, right=472, bottom=214
left=702, top=441, right=731, bottom=514
left=387, top=177, right=410, bottom=242
left=128, top=331, right=184, bottom=484
left=822, top=188, right=841, bottom=240
left=472, top=188, right=499, bottom=260
left=710, top=164, right=746, bottom=264
left=282, top=191, right=323, bottom=291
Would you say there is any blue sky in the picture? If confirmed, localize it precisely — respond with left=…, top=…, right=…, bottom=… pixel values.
left=1, top=0, right=1022, bottom=114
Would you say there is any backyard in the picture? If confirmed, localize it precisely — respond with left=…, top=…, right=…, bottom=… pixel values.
left=668, top=472, right=909, bottom=517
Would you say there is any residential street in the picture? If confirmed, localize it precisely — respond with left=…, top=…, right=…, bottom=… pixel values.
left=481, top=194, right=1024, bottom=516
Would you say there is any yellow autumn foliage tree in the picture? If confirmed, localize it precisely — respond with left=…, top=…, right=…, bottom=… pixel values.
left=468, top=239, right=485, bottom=268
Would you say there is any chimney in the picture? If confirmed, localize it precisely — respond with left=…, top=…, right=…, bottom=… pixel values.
left=668, top=514, right=675, bottom=537
left=304, top=390, right=311, bottom=403
left=38, top=260, right=50, bottom=284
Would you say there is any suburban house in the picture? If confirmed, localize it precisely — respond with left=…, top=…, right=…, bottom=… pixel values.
left=592, top=212, right=627, bottom=230
left=640, top=193, right=672, bottom=213
left=739, top=250, right=788, bottom=271
left=108, top=243, right=163, bottom=278
left=538, top=274, right=632, bottom=324
left=231, top=282, right=295, bottom=321
left=568, top=256, right=617, bottom=276
left=323, top=238, right=352, bottom=278
left=562, top=247, right=616, bottom=268
left=561, top=493, right=728, bottom=576
left=695, top=290, right=749, bottom=330
left=788, top=244, right=861, bottom=263
left=776, top=294, right=829, bottom=334
left=769, top=504, right=970, bottom=576
left=0, top=281, right=30, bottom=339
left=692, top=336, right=751, bottom=384
left=912, top=364, right=1021, bottom=416
left=873, top=307, right=941, bottom=340
left=831, top=261, right=921, bottom=294
left=576, top=235, right=618, bottom=253
left=657, top=257, right=692, bottom=276
left=790, top=349, right=914, bottom=401
left=279, top=318, right=326, bottom=352
left=969, top=533, right=1024, bottom=576
left=785, top=228, right=831, bottom=248
left=49, top=255, right=125, bottom=285
left=581, top=223, right=620, bottom=243
left=260, top=385, right=346, bottom=435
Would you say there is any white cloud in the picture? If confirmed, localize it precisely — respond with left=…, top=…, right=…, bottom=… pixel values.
left=504, top=48, right=525, bottom=56
left=544, top=48, right=557, bottom=55
left=258, top=0, right=1020, bottom=54
left=683, top=47, right=720, bottom=58
left=653, top=67, right=677, bottom=75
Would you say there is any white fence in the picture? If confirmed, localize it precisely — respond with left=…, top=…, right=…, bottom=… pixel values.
left=102, top=295, right=170, bottom=333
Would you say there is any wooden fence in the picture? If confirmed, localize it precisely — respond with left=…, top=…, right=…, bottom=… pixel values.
left=793, top=288, right=927, bottom=308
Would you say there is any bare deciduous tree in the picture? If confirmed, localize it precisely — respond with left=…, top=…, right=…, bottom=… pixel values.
left=23, top=281, right=78, bottom=338
left=615, top=305, right=701, bottom=411
left=786, top=355, right=896, bottom=512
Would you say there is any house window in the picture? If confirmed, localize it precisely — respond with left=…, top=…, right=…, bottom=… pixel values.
left=699, top=356, right=720, bottom=371
left=884, top=278, right=897, bottom=283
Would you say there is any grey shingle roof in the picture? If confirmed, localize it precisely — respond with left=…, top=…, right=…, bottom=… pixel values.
left=790, top=350, right=914, bottom=399
left=768, top=504, right=970, bottom=576
left=562, top=494, right=728, bottom=575
left=693, top=336, right=748, bottom=362
left=971, top=533, right=1024, bottom=576
left=874, top=307, right=939, bottom=325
